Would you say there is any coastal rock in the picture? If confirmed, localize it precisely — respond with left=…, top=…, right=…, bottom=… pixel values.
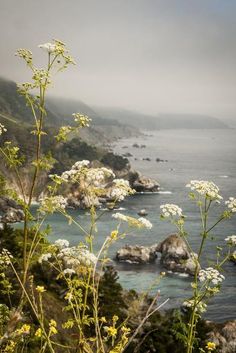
left=0, top=197, right=24, bottom=223
left=116, top=244, right=158, bottom=264
left=132, top=174, right=160, bottom=192
left=156, top=234, right=198, bottom=275
left=206, top=320, right=236, bottom=353
left=0, top=207, right=24, bottom=223
left=138, top=209, right=148, bottom=216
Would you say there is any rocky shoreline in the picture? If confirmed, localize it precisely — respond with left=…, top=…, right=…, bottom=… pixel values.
left=116, top=234, right=199, bottom=275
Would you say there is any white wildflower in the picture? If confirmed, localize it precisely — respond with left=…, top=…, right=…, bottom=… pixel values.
left=72, top=160, right=90, bottom=170
left=55, top=239, right=70, bottom=249
left=63, top=268, right=75, bottom=275
left=110, top=179, right=134, bottom=201
left=183, top=299, right=207, bottom=313
left=225, top=235, right=236, bottom=246
left=198, top=267, right=225, bottom=286
left=58, top=245, right=97, bottom=268
left=186, top=180, right=222, bottom=201
left=39, top=195, right=67, bottom=214
left=38, top=42, right=57, bottom=53
left=112, top=213, right=152, bottom=229
left=38, top=253, right=52, bottom=264
left=72, top=113, right=91, bottom=127
left=137, top=217, right=153, bottom=229
left=160, top=204, right=183, bottom=218
left=112, top=213, right=129, bottom=222
left=0, top=123, right=7, bottom=135
left=0, top=248, right=13, bottom=265
left=225, top=197, right=236, bottom=213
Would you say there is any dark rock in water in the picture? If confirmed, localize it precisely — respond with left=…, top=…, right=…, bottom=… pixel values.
left=116, top=244, right=158, bottom=264
left=156, top=158, right=168, bottom=162
left=206, top=320, right=236, bottom=353
left=122, top=145, right=128, bottom=149
left=132, top=175, right=160, bottom=192
left=140, top=144, right=146, bottom=148
left=156, top=234, right=198, bottom=275
left=1, top=207, right=24, bottom=223
left=0, top=197, right=24, bottom=223
left=138, top=209, right=148, bottom=216
left=132, top=143, right=140, bottom=148
left=142, top=157, right=151, bottom=161
left=122, top=152, right=133, bottom=157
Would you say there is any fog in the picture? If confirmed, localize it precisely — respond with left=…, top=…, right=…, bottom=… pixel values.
left=0, top=0, right=236, bottom=120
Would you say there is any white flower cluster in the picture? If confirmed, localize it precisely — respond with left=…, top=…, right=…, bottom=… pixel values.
left=39, top=195, right=67, bottom=214
left=199, top=267, right=225, bottom=286
left=38, top=42, right=57, bottom=53
left=112, top=213, right=152, bottom=229
left=0, top=248, right=13, bottom=265
left=72, top=113, right=91, bottom=127
left=186, top=180, right=222, bottom=201
left=183, top=299, right=207, bottom=313
left=110, top=179, right=134, bottom=201
left=60, top=161, right=115, bottom=188
left=38, top=240, right=98, bottom=270
left=55, top=239, right=70, bottom=249
left=137, top=217, right=153, bottom=229
left=225, top=197, right=236, bottom=213
left=0, top=123, right=7, bottom=136
left=86, top=168, right=115, bottom=187
left=225, top=235, right=236, bottom=246
left=59, top=246, right=97, bottom=268
left=160, top=204, right=183, bottom=218
left=38, top=253, right=52, bottom=264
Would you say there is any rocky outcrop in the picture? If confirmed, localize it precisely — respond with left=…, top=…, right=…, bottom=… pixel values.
left=206, top=320, right=236, bottom=353
left=0, top=197, right=24, bottom=223
left=132, top=174, right=160, bottom=192
left=116, top=244, right=158, bottom=264
left=156, top=234, right=198, bottom=275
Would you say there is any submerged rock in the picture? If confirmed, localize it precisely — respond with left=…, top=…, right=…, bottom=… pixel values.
left=116, top=244, right=158, bottom=264
left=156, top=234, right=198, bottom=275
left=132, top=174, right=160, bottom=192
left=138, top=209, right=148, bottom=216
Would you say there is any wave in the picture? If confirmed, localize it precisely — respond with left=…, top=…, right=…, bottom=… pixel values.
left=157, top=191, right=172, bottom=194
left=219, top=175, right=229, bottom=178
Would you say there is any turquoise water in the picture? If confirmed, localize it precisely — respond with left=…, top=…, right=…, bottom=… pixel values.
left=37, top=129, right=236, bottom=322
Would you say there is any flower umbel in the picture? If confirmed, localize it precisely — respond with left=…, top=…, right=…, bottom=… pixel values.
left=225, top=197, right=236, bottom=213
left=186, top=180, right=222, bottom=201
left=198, top=267, right=225, bottom=286
left=160, top=204, right=183, bottom=218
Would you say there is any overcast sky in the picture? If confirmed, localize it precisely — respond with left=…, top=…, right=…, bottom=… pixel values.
left=0, top=0, right=236, bottom=119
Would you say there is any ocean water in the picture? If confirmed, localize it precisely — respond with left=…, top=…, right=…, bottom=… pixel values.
left=44, top=129, right=236, bottom=322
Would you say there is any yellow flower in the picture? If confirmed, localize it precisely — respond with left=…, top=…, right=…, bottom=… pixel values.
left=110, top=230, right=118, bottom=240
left=49, top=319, right=57, bottom=327
left=35, top=328, right=42, bottom=338
left=16, top=324, right=31, bottom=335
left=100, top=316, right=107, bottom=323
left=49, top=326, right=58, bottom=335
left=4, top=340, right=16, bottom=352
left=112, top=315, right=119, bottom=323
left=106, top=326, right=117, bottom=337
left=49, top=319, right=58, bottom=335
left=36, top=285, right=46, bottom=293
left=206, top=341, right=216, bottom=351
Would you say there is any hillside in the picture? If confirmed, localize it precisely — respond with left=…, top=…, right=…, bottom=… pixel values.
left=94, top=107, right=229, bottom=130
left=0, top=77, right=139, bottom=145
